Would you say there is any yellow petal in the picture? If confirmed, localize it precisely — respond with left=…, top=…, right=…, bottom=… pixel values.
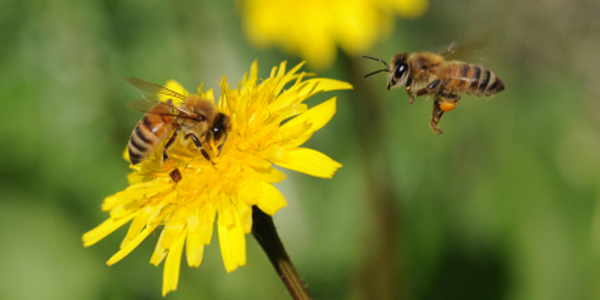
left=121, top=206, right=153, bottom=249
left=241, top=60, right=259, bottom=90
left=122, top=146, right=130, bottom=164
left=256, top=166, right=287, bottom=183
left=197, top=83, right=215, bottom=103
left=108, top=200, right=142, bottom=220
left=186, top=231, right=204, bottom=268
left=82, top=214, right=136, bottom=247
left=282, top=97, right=337, bottom=141
left=300, top=78, right=353, bottom=96
left=256, top=181, right=287, bottom=216
left=107, top=223, right=159, bottom=266
left=269, top=145, right=294, bottom=164
left=125, top=171, right=145, bottom=185
left=100, top=195, right=119, bottom=212
left=199, top=203, right=216, bottom=245
left=234, top=200, right=253, bottom=234
left=162, top=232, right=186, bottom=296
left=151, top=220, right=184, bottom=266
left=204, top=88, right=215, bottom=102
left=218, top=200, right=236, bottom=229
left=266, top=102, right=308, bottom=124
left=236, top=169, right=263, bottom=205
left=273, top=62, right=306, bottom=95
left=218, top=207, right=246, bottom=273
left=274, top=147, right=342, bottom=178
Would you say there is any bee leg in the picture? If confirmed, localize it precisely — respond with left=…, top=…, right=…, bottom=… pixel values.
left=186, top=133, right=215, bottom=164
left=437, top=87, right=460, bottom=102
left=439, top=93, right=461, bottom=101
left=427, top=79, right=441, bottom=91
left=415, top=79, right=442, bottom=98
left=200, top=149, right=214, bottom=164
left=430, top=99, right=444, bottom=134
left=185, top=133, right=202, bottom=148
left=430, top=90, right=461, bottom=134
left=163, top=130, right=178, bottom=162
left=406, top=86, right=415, bottom=105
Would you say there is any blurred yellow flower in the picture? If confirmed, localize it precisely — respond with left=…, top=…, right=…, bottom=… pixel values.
left=82, top=61, right=352, bottom=296
left=239, top=0, right=429, bottom=69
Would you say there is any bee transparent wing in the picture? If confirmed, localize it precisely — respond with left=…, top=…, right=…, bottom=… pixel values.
left=124, top=77, right=194, bottom=117
left=440, top=40, right=490, bottom=62
left=124, top=77, right=188, bottom=102
left=126, top=98, right=166, bottom=113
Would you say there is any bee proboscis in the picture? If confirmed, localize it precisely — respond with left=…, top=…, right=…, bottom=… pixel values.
left=363, top=50, right=505, bottom=134
left=125, top=77, right=231, bottom=167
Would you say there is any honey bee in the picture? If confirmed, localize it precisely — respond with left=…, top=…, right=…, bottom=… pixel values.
left=125, top=77, right=231, bottom=166
left=363, top=50, right=504, bottom=134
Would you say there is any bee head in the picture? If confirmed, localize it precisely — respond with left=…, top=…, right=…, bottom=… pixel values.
left=210, top=113, right=231, bottom=142
left=388, top=53, right=411, bottom=90
left=210, top=113, right=231, bottom=157
left=362, top=54, right=411, bottom=90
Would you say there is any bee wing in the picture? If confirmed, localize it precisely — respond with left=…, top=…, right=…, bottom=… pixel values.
left=126, top=98, right=168, bottom=113
left=124, top=77, right=188, bottom=102
left=440, top=40, right=490, bottom=62
left=124, top=77, right=194, bottom=117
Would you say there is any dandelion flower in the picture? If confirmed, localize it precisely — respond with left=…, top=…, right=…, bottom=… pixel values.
left=239, top=0, right=429, bottom=69
left=82, top=61, right=352, bottom=296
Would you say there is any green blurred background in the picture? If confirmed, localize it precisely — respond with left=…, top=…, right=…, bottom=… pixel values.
left=1, top=0, right=600, bottom=299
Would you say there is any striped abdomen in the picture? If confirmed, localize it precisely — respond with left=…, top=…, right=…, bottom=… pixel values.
left=128, top=105, right=175, bottom=165
left=441, top=62, right=505, bottom=97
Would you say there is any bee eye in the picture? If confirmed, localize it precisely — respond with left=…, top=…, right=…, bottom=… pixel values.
left=394, top=63, right=408, bottom=79
left=212, top=126, right=225, bottom=140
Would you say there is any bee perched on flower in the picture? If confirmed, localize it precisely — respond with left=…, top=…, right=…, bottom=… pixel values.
left=82, top=61, right=352, bottom=296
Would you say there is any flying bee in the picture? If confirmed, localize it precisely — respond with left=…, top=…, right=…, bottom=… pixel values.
left=125, top=77, right=231, bottom=166
left=363, top=50, right=505, bottom=134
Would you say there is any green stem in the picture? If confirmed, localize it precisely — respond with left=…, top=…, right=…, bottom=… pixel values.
left=343, top=53, right=401, bottom=299
left=252, top=206, right=312, bottom=300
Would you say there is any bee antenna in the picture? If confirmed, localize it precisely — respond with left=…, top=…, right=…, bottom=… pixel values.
left=362, top=55, right=390, bottom=69
left=364, top=69, right=390, bottom=78
left=217, top=133, right=228, bottom=157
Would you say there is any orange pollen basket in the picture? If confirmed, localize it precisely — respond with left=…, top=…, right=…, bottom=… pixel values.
left=439, top=102, right=457, bottom=112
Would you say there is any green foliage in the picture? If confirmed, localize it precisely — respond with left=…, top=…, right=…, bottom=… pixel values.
left=1, top=0, right=599, bottom=299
